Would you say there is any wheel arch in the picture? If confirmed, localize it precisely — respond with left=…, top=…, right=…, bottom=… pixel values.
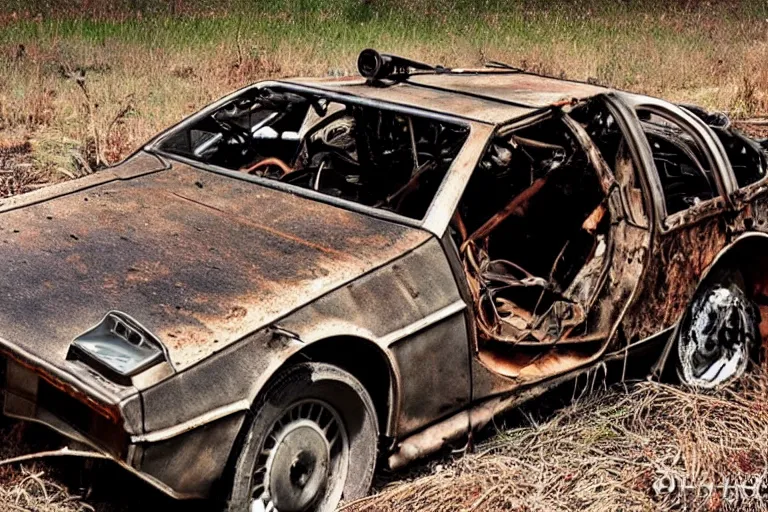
left=216, top=335, right=398, bottom=503
left=281, top=335, right=400, bottom=442
left=653, top=231, right=768, bottom=376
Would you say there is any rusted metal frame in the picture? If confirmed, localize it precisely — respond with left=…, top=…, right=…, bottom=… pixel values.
left=611, top=145, right=650, bottom=230
left=459, top=109, right=617, bottom=345
left=462, top=175, right=551, bottom=249
left=470, top=101, right=649, bottom=362
left=463, top=107, right=615, bottom=249
left=487, top=112, right=618, bottom=345
left=422, top=123, right=497, bottom=236
left=497, top=108, right=555, bottom=137
left=407, top=116, right=419, bottom=170
left=561, top=113, right=616, bottom=194
left=509, top=135, right=564, bottom=151
left=458, top=110, right=572, bottom=340
left=663, top=198, right=728, bottom=233
left=378, top=160, right=438, bottom=209
left=426, top=109, right=557, bottom=237
left=601, top=94, right=664, bottom=230
left=736, top=179, right=768, bottom=204
left=618, top=93, right=736, bottom=221
left=559, top=112, right=622, bottom=321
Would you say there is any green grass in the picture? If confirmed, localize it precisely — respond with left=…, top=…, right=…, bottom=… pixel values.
left=0, top=0, right=767, bottom=179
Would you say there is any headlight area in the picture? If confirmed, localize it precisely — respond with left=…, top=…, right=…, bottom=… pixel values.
left=0, top=312, right=169, bottom=464
left=2, top=355, right=136, bottom=462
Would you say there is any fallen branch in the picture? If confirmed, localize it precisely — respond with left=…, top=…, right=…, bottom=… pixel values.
left=0, top=447, right=110, bottom=467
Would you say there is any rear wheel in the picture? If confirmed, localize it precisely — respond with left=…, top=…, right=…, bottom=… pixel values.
left=676, top=277, right=759, bottom=389
left=227, top=363, right=378, bottom=512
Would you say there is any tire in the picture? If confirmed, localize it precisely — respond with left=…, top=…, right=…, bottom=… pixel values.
left=227, top=363, right=378, bottom=512
left=676, top=276, right=759, bottom=389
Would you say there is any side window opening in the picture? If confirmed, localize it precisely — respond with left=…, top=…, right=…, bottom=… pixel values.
left=157, top=87, right=470, bottom=220
left=714, top=128, right=767, bottom=187
left=681, top=104, right=768, bottom=188
left=453, top=113, right=610, bottom=345
left=637, top=108, right=717, bottom=215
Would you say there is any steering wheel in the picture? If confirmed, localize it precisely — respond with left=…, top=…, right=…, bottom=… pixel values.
left=211, top=114, right=253, bottom=146
left=240, top=157, right=294, bottom=178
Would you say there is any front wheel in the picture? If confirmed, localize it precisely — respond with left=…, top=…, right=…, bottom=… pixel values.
left=227, top=363, right=378, bottom=512
left=676, top=278, right=759, bottom=389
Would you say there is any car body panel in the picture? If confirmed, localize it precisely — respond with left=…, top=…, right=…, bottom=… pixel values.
left=0, top=158, right=429, bottom=375
left=135, top=237, right=468, bottom=496
left=285, top=72, right=607, bottom=123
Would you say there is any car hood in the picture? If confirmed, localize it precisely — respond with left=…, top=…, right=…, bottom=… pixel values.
left=0, top=155, right=429, bottom=374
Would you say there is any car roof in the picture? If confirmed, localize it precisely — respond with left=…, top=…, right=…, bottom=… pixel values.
left=282, top=71, right=610, bottom=125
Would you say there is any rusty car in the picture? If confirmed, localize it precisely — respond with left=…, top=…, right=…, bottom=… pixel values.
left=1, top=49, right=768, bottom=511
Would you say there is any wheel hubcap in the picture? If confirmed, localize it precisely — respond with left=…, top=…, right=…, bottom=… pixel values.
left=679, top=286, right=756, bottom=388
left=269, top=422, right=329, bottom=511
left=251, top=400, right=348, bottom=512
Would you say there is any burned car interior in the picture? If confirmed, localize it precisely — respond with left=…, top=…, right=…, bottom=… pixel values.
left=447, top=103, right=619, bottom=379
left=157, top=86, right=470, bottom=220
left=453, top=112, right=607, bottom=342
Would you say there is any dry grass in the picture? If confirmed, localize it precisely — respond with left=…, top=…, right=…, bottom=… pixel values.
left=0, top=467, right=93, bottom=512
left=344, top=372, right=768, bottom=512
left=0, top=1, right=767, bottom=183
left=0, top=420, right=94, bottom=512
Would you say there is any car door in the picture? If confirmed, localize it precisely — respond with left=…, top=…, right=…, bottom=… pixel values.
left=612, top=94, right=736, bottom=348
left=439, top=103, right=651, bottom=402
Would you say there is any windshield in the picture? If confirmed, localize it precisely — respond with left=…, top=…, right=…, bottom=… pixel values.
left=155, top=86, right=470, bottom=220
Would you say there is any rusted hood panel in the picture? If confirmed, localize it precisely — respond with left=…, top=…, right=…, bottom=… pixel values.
left=0, top=162, right=429, bottom=375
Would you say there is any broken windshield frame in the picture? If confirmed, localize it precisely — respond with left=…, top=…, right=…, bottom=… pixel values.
left=146, top=81, right=491, bottom=235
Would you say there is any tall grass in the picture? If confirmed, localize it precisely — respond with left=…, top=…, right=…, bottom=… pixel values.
left=0, top=1, right=767, bottom=179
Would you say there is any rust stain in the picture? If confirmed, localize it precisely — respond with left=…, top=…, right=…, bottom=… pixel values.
left=168, top=191, right=357, bottom=261
left=225, top=306, right=247, bottom=320
left=0, top=164, right=428, bottom=370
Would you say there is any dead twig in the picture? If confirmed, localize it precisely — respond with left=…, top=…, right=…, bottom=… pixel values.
left=0, top=447, right=110, bottom=467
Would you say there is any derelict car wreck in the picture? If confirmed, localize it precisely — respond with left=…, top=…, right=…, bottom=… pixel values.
left=1, top=49, right=768, bottom=511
